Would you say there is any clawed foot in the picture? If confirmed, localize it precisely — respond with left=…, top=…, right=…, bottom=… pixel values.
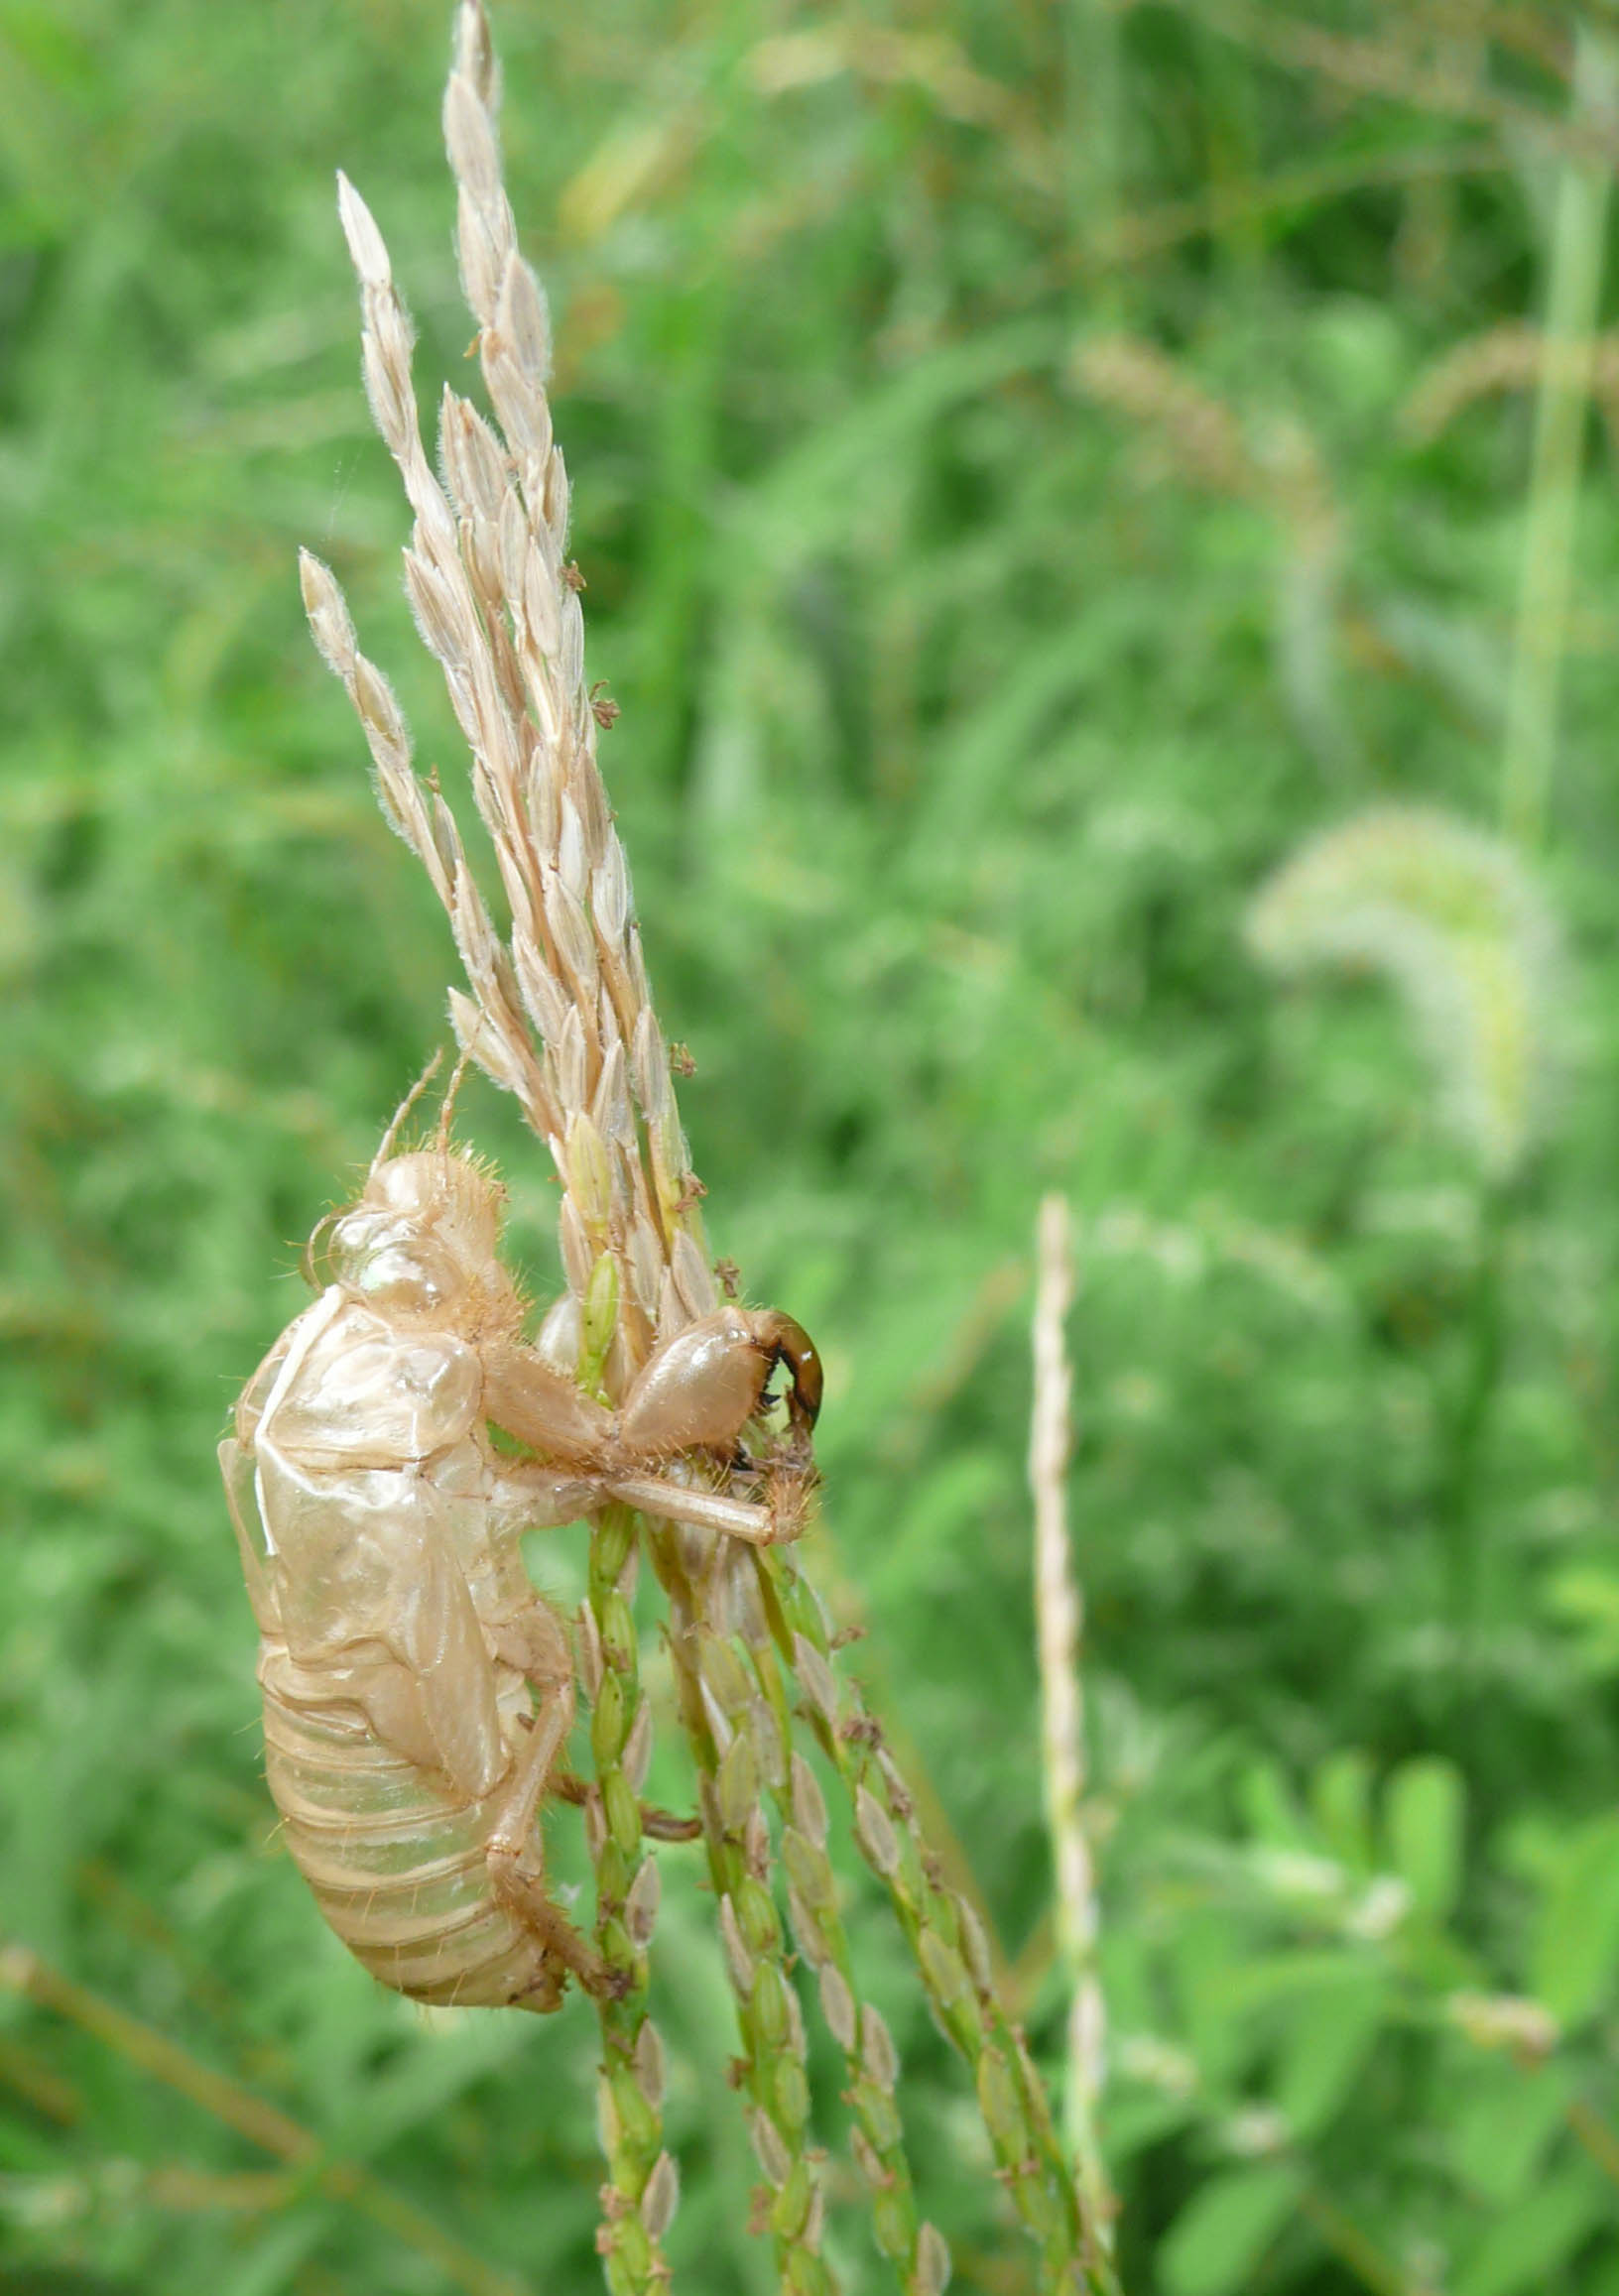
left=553, top=1768, right=703, bottom=1843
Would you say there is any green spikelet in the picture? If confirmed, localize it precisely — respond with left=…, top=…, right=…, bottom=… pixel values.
left=1246, top=805, right=1562, bottom=1181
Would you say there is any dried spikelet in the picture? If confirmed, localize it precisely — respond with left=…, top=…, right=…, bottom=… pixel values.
left=1403, top=321, right=1619, bottom=453
left=747, top=25, right=1014, bottom=130
left=1072, top=337, right=1349, bottom=771
left=1069, top=336, right=1256, bottom=499
left=1256, top=413, right=1348, bottom=777
left=1246, top=806, right=1563, bottom=1180
left=304, top=22, right=714, bottom=1376
left=1070, top=335, right=1341, bottom=543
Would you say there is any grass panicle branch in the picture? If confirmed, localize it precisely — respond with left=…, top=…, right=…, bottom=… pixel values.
left=645, top=1526, right=839, bottom=2296
left=713, top=1542, right=943, bottom=2294
left=738, top=1571, right=941, bottom=2293
left=761, top=1547, right=1123, bottom=2296
left=577, top=1510, right=677, bottom=2296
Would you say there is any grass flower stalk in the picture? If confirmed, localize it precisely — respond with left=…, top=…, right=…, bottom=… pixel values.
left=1029, top=1195, right=1112, bottom=2242
left=1247, top=804, right=1566, bottom=1706
left=299, top=4, right=1124, bottom=2286
left=300, top=2, right=705, bottom=2275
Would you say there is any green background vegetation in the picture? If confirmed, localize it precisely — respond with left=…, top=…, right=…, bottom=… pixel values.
left=5, top=1, right=1619, bottom=2290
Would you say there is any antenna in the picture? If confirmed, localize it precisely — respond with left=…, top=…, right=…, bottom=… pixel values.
left=368, top=1048, right=444, bottom=1179
left=435, top=1046, right=475, bottom=1149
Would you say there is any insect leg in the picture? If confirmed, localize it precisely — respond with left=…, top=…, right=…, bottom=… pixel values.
left=602, top=1466, right=811, bottom=1546
left=552, top=1769, right=703, bottom=1843
left=484, top=1605, right=624, bottom=2003
left=482, top=1338, right=619, bottom=1467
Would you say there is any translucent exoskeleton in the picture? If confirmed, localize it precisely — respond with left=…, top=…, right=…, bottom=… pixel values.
left=220, top=1142, right=821, bottom=2012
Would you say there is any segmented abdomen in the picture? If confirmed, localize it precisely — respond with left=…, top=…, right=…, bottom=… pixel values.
left=258, top=1641, right=547, bottom=2010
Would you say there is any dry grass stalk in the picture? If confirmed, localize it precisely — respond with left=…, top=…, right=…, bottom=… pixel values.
left=1418, top=2, right=1569, bottom=78
left=1092, top=144, right=1500, bottom=272
left=748, top=25, right=1014, bottom=130
left=1029, top=1196, right=1112, bottom=2244
left=302, top=3, right=1117, bottom=2286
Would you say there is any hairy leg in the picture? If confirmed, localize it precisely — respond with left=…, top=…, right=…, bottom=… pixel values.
left=603, top=1455, right=813, bottom=1546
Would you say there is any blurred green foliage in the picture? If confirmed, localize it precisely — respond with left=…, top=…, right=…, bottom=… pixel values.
left=5, top=1, right=1619, bottom=2290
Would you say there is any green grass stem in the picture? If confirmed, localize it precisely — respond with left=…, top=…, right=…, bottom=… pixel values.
left=1501, top=27, right=1618, bottom=848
